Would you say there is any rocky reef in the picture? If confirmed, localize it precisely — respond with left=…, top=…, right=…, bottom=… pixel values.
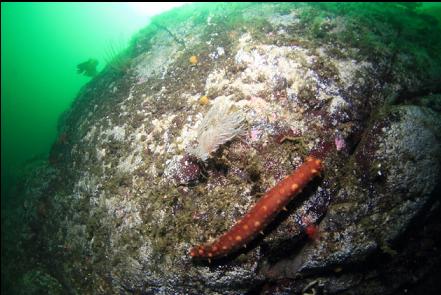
left=3, top=3, right=441, bottom=294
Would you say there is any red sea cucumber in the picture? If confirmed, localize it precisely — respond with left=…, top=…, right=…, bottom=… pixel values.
left=189, top=156, right=323, bottom=260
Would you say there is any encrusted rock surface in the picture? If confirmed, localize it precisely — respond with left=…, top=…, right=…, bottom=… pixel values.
left=3, top=3, right=441, bottom=294
left=259, top=105, right=441, bottom=294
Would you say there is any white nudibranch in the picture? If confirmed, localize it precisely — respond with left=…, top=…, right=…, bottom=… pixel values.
left=187, top=95, right=244, bottom=161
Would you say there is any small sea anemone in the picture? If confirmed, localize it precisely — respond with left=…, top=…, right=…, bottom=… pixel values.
left=199, top=95, right=209, bottom=106
left=189, top=55, right=198, bottom=65
left=187, top=96, right=245, bottom=161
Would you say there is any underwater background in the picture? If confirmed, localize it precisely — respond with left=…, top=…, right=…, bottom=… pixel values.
left=2, top=2, right=441, bottom=294
left=1, top=2, right=188, bottom=210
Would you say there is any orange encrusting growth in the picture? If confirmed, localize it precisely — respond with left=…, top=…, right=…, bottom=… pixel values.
left=189, top=156, right=323, bottom=260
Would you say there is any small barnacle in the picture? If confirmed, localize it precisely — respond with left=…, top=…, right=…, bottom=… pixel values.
left=187, top=96, right=245, bottom=161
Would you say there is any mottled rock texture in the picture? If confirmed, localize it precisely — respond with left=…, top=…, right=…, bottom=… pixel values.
left=3, top=3, right=441, bottom=295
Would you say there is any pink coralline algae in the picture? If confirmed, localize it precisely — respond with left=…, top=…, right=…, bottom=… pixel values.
left=173, top=155, right=202, bottom=185
left=334, top=135, right=347, bottom=151
left=250, top=128, right=262, bottom=142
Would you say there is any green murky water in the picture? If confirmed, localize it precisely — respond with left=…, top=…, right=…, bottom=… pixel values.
left=1, top=2, right=187, bottom=209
